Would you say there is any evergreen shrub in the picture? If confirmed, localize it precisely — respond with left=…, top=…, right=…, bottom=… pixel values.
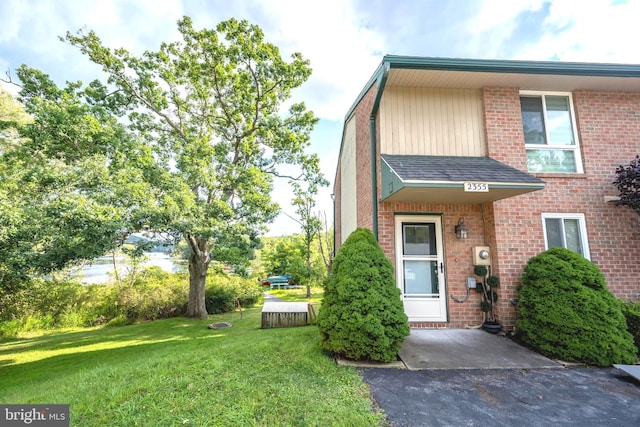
left=317, top=227, right=409, bottom=362
left=621, top=301, right=640, bottom=351
left=517, top=247, right=637, bottom=366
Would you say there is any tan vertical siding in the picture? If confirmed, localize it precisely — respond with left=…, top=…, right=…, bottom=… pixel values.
left=340, top=116, right=357, bottom=243
left=379, top=87, right=486, bottom=156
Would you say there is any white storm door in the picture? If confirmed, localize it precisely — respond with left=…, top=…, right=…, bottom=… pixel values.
left=395, top=215, right=447, bottom=322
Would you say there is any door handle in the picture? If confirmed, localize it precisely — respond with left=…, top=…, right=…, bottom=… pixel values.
left=440, top=262, right=444, bottom=273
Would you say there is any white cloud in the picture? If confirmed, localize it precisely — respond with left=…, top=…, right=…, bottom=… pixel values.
left=471, top=0, right=545, bottom=34
left=523, top=1, right=640, bottom=63
left=0, top=0, right=31, bottom=43
left=242, top=0, right=384, bottom=121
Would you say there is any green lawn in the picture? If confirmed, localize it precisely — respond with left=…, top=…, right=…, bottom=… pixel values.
left=0, top=305, right=386, bottom=426
left=267, top=286, right=324, bottom=305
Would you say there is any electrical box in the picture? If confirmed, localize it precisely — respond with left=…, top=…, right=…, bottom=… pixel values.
left=473, top=246, right=491, bottom=265
left=466, top=277, right=477, bottom=289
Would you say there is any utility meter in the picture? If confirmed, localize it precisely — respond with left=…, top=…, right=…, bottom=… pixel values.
left=472, top=246, right=491, bottom=265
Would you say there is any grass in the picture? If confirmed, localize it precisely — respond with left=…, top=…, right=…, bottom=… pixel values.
left=0, top=301, right=386, bottom=426
left=267, top=286, right=323, bottom=303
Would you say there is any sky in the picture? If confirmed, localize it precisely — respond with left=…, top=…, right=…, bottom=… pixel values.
left=2, top=0, right=640, bottom=236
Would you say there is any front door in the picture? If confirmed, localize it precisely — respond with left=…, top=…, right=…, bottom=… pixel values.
left=394, top=215, right=447, bottom=322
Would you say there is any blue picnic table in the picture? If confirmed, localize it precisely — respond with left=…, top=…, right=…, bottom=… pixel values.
left=264, top=275, right=292, bottom=290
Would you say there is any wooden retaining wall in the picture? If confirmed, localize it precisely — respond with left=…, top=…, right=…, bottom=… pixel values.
left=261, top=302, right=310, bottom=328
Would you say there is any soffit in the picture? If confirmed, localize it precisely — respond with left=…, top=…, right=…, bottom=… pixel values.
left=386, top=68, right=640, bottom=92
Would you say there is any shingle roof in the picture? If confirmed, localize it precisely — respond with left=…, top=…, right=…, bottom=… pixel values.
left=381, top=155, right=545, bottom=184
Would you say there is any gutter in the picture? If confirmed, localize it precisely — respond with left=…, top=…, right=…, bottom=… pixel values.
left=370, top=62, right=390, bottom=240
left=382, top=55, right=640, bottom=77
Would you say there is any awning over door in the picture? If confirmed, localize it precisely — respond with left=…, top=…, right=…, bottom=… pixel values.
left=381, top=155, right=545, bottom=204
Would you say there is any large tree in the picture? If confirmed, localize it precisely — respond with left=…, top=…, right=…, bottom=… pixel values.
left=64, top=17, right=320, bottom=318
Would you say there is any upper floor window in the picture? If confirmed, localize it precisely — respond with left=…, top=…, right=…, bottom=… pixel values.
left=542, top=213, right=590, bottom=260
left=520, top=92, right=583, bottom=173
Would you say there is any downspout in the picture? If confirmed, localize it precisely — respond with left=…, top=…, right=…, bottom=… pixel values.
left=370, top=62, right=390, bottom=240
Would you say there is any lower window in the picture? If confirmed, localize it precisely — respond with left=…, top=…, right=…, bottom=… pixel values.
left=542, top=213, right=590, bottom=259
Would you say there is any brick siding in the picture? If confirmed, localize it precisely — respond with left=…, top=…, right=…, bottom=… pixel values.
left=355, top=86, right=376, bottom=231
left=338, top=84, right=640, bottom=330
left=483, top=87, right=640, bottom=328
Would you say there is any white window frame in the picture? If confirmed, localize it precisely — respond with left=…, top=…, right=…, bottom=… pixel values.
left=541, top=213, right=590, bottom=260
left=520, top=91, right=584, bottom=174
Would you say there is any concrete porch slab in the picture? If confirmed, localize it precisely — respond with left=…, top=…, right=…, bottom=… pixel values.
left=614, top=364, right=640, bottom=381
left=399, top=329, right=561, bottom=370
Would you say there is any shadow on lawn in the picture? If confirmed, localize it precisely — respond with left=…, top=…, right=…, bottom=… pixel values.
left=0, top=312, right=265, bottom=391
left=0, top=319, right=205, bottom=357
left=0, top=305, right=265, bottom=357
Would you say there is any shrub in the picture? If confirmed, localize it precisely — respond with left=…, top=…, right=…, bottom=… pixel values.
left=118, top=269, right=188, bottom=320
left=621, top=301, right=640, bottom=351
left=0, top=320, right=21, bottom=340
left=205, top=273, right=263, bottom=314
left=0, top=278, right=93, bottom=329
left=516, top=248, right=637, bottom=366
left=317, top=227, right=409, bottom=362
left=0, top=279, right=83, bottom=323
left=106, top=314, right=134, bottom=327
left=0, top=268, right=263, bottom=338
left=0, top=269, right=190, bottom=338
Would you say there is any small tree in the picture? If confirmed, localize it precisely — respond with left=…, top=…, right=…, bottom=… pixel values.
left=517, top=247, right=637, bottom=366
left=262, top=237, right=306, bottom=280
left=317, top=227, right=409, bottom=362
left=317, top=211, right=334, bottom=276
left=473, top=265, right=499, bottom=323
left=286, top=177, right=327, bottom=296
left=613, top=155, right=640, bottom=216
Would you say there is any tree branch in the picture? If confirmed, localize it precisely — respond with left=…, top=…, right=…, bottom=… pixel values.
left=185, top=233, right=202, bottom=258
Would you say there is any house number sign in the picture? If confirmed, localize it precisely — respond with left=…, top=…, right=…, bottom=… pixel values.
left=464, top=182, right=489, bottom=192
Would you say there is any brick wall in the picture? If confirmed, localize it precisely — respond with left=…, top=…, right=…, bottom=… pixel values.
left=378, top=202, right=493, bottom=328
left=355, top=86, right=377, bottom=231
left=483, top=87, right=640, bottom=329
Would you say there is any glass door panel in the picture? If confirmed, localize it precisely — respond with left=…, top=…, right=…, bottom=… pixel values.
left=403, top=260, right=438, bottom=298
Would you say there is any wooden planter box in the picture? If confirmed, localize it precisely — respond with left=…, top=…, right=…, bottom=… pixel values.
left=261, top=302, right=309, bottom=328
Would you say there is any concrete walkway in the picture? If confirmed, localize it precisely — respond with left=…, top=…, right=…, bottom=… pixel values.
left=399, top=329, right=559, bottom=370
left=263, top=291, right=285, bottom=302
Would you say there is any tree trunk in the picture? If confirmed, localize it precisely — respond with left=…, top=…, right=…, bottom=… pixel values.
left=306, top=242, right=312, bottom=298
left=186, top=235, right=210, bottom=319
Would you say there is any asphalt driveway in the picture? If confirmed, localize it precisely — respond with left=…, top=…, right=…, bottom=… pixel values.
left=358, top=330, right=640, bottom=427
left=360, top=366, right=640, bottom=426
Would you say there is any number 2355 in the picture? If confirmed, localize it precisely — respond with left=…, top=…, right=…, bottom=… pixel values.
left=464, top=182, right=488, bottom=192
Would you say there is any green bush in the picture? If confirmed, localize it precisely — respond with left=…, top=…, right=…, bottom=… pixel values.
left=621, top=301, right=640, bottom=351
left=0, top=320, right=21, bottom=340
left=205, top=274, right=263, bottom=314
left=517, top=248, right=637, bottom=366
left=106, top=314, right=134, bottom=327
left=118, top=268, right=188, bottom=320
left=317, top=228, right=409, bottom=362
left=0, top=269, right=189, bottom=337
left=0, top=278, right=83, bottom=323
left=0, top=268, right=264, bottom=339
left=0, top=278, right=96, bottom=331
